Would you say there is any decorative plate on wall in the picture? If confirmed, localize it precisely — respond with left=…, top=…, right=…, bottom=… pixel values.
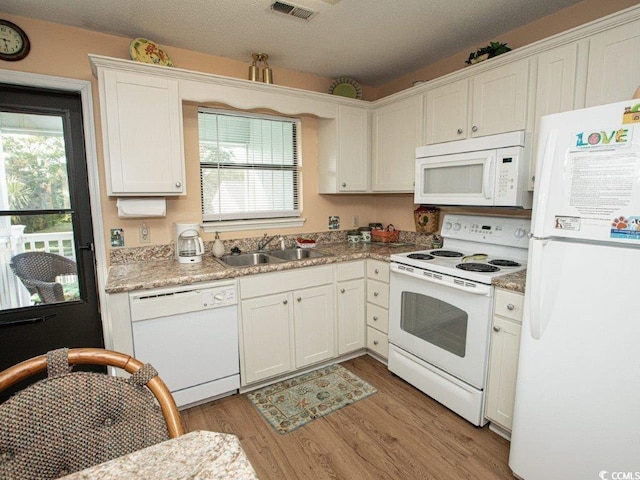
left=329, top=77, right=362, bottom=99
left=128, top=38, right=174, bottom=67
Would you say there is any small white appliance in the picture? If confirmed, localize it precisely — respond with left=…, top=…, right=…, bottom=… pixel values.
left=509, top=99, right=640, bottom=478
left=415, top=131, right=533, bottom=208
left=174, top=222, right=204, bottom=264
left=388, top=214, right=530, bottom=426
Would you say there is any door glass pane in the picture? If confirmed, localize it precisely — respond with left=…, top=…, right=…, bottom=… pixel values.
left=400, top=291, right=468, bottom=357
left=0, top=112, right=78, bottom=311
left=422, top=163, right=483, bottom=194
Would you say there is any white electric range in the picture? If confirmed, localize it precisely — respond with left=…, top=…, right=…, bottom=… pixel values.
left=388, top=214, right=530, bottom=426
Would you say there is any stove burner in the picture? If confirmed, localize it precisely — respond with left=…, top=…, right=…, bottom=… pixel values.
left=488, top=259, right=521, bottom=268
left=456, top=263, right=500, bottom=273
left=430, top=250, right=463, bottom=258
left=407, top=253, right=435, bottom=261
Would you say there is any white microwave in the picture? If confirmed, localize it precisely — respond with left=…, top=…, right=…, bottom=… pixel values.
left=414, top=131, right=532, bottom=208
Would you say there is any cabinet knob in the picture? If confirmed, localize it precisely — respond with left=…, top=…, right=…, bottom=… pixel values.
left=373, top=340, right=379, bottom=345
left=340, top=288, right=346, bottom=293
left=175, top=181, right=182, bottom=188
left=374, top=269, right=379, bottom=274
left=457, top=128, right=463, bottom=134
left=373, top=292, right=379, bottom=297
left=507, top=303, right=515, bottom=311
left=373, top=316, right=378, bottom=321
left=342, top=182, right=347, bottom=187
left=297, top=297, right=302, bottom=302
left=493, top=326, right=501, bottom=332
left=471, top=125, right=478, bottom=132
left=283, top=299, right=288, bottom=305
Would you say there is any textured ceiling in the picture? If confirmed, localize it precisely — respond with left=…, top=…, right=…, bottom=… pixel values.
left=1, top=0, right=587, bottom=85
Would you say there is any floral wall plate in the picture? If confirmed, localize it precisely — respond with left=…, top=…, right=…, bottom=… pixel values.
left=329, top=77, right=362, bottom=99
left=129, top=38, right=174, bottom=67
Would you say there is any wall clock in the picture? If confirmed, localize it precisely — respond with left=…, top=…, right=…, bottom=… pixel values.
left=0, top=19, right=30, bottom=61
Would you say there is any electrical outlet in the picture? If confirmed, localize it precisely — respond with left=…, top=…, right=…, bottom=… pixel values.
left=139, top=224, right=150, bottom=243
left=352, top=215, right=359, bottom=227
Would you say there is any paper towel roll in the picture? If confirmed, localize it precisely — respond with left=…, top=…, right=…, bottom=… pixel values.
left=116, top=198, right=166, bottom=218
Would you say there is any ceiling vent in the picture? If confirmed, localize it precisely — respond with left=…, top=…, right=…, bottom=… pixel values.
left=270, top=1, right=317, bottom=20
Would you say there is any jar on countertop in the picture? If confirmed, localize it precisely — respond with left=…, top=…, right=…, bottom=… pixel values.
left=358, top=226, right=372, bottom=242
left=347, top=230, right=361, bottom=243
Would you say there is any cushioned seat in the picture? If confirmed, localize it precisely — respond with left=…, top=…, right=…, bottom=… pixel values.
left=0, top=348, right=185, bottom=479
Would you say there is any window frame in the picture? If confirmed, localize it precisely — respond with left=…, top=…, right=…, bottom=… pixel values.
left=198, top=107, right=305, bottom=232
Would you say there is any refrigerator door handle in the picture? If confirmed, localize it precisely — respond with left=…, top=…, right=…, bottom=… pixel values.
left=529, top=239, right=555, bottom=340
left=531, top=128, right=558, bottom=235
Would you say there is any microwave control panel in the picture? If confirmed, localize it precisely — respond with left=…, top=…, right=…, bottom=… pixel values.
left=495, top=146, right=522, bottom=202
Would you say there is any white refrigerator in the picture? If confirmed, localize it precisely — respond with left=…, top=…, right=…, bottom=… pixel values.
left=509, top=99, right=640, bottom=479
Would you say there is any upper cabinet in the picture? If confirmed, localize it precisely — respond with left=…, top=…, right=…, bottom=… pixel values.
left=98, top=69, right=186, bottom=196
left=318, top=105, right=370, bottom=193
left=425, top=60, right=529, bottom=145
left=585, top=18, right=640, bottom=107
left=371, top=95, right=424, bottom=192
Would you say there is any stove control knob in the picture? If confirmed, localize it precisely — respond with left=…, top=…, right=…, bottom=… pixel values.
left=514, top=228, right=527, bottom=238
left=443, top=221, right=452, bottom=231
left=453, top=222, right=461, bottom=231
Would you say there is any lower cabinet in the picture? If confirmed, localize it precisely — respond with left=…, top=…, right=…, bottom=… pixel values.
left=485, top=288, right=524, bottom=434
left=366, top=260, right=390, bottom=359
left=293, top=284, right=335, bottom=367
left=336, top=262, right=366, bottom=355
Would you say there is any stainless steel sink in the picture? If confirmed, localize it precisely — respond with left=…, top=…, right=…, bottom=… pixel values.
left=267, top=248, right=328, bottom=261
left=216, top=252, right=284, bottom=268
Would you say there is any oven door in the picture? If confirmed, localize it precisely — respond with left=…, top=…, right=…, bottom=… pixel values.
left=414, top=150, right=496, bottom=206
left=388, top=263, right=493, bottom=389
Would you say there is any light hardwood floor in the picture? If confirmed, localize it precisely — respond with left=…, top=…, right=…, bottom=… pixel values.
left=181, top=355, right=514, bottom=479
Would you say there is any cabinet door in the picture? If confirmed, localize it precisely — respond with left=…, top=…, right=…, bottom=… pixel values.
left=241, top=293, right=292, bottom=384
left=586, top=19, right=640, bottom=107
left=102, top=70, right=185, bottom=195
left=337, top=279, right=365, bottom=355
left=485, top=316, right=522, bottom=431
left=471, top=59, right=529, bottom=137
left=530, top=43, right=578, bottom=189
left=425, top=79, right=469, bottom=144
left=338, top=105, right=369, bottom=192
left=371, top=95, right=424, bottom=192
left=293, top=284, right=335, bottom=368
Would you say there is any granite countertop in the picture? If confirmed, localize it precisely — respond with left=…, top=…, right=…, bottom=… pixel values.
left=106, top=242, right=422, bottom=293
left=492, top=269, right=527, bottom=294
left=107, top=241, right=527, bottom=294
left=61, top=430, right=258, bottom=480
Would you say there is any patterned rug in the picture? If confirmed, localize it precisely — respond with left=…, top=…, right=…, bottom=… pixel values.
left=246, top=364, right=377, bottom=434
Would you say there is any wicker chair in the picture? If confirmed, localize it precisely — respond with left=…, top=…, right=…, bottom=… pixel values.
left=10, top=252, right=78, bottom=303
left=0, top=348, right=185, bottom=479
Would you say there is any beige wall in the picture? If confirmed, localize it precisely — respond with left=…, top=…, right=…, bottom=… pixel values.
left=1, top=1, right=636, bottom=254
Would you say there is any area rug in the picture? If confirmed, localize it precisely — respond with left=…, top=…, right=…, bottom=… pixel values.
left=246, top=364, right=377, bottom=434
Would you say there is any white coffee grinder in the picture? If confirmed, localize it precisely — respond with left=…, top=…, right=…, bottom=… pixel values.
left=174, top=223, right=204, bottom=264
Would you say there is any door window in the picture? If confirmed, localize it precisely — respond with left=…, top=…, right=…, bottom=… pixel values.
left=400, top=291, right=468, bottom=357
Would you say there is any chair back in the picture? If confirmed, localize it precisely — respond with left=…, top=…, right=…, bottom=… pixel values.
left=10, top=252, right=78, bottom=303
left=0, top=348, right=184, bottom=479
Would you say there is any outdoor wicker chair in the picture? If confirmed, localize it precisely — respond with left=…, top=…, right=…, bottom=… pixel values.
left=9, top=251, right=77, bottom=303
left=0, top=348, right=185, bottom=479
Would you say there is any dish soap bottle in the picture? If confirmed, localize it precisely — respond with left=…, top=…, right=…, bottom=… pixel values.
left=212, top=232, right=225, bottom=258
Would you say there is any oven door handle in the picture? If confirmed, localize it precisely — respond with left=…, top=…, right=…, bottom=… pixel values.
left=390, top=263, right=491, bottom=296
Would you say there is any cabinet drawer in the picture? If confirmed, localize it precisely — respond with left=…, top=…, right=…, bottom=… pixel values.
left=336, top=261, right=365, bottom=282
left=494, top=289, right=524, bottom=322
left=367, top=326, right=389, bottom=359
left=366, top=303, right=389, bottom=334
left=367, top=279, right=389, bottom=308
left=240, top=265, right=333, bottom=299
left=366, top=260, right=389, bottom=283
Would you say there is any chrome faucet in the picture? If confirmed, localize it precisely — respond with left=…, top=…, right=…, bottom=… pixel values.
left=257, top=233, right=277, bottom=251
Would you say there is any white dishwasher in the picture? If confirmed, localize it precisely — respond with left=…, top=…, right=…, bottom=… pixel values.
left=129, top=280, right=239, bottom=408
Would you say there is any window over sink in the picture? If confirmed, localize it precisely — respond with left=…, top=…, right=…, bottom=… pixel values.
left=198, top=108, right=304, bottom=232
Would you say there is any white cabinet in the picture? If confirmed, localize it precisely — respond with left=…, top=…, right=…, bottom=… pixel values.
left=336, top=262, right=366, bottom=355
left=239, top=265, right=334, bottom=385
left=485, top=288, right=524, bottom=434
left=586, top=19, right=640, bottom=107
left=293, top=284, right=335, bottom=367
left=365, top=260, right=390, bottom=359
left=98, top=69, right=185, bottom=195
left=530, top=43, right=579, bottom=189
left=318, top=105, right=370, bottom=193
left=371, top=95, right=424, bottom=192
left=424, top=60, right=529, bottom=144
